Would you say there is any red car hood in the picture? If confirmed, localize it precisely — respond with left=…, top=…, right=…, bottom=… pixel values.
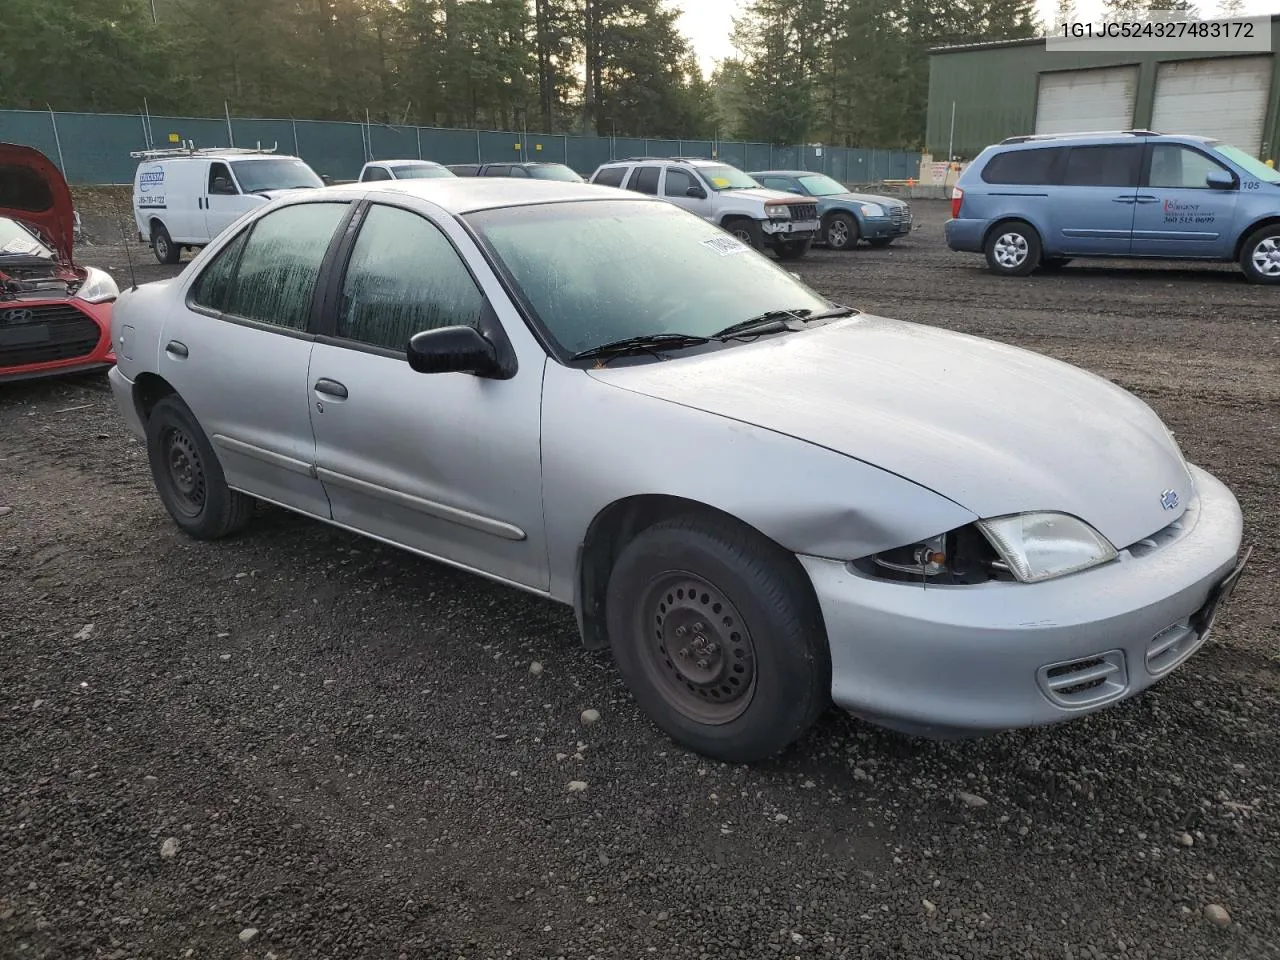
left=0, top=143, right=75, bottom=263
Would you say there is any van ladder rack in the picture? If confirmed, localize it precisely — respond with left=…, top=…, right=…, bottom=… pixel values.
left=129, top=142, right=279, bottom=160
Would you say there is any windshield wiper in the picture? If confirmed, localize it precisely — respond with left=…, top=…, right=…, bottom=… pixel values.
left=570, top=332, right=711, bottom=364
left=711, top=305, right=857, bottom=340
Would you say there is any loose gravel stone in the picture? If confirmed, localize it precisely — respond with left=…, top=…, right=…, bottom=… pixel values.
left=567, top=780, right=588, bottom=793
left=160, top=837, right=179, bottom=859
left=957, top=791, right=989, bottom=809
left=529, top=661, right=544, bottom=676
left=1204, top=904, right=1231, bottom=928
left=239, top=927, right=259, bottom=943
left=580, top=708, right=601, bottom=725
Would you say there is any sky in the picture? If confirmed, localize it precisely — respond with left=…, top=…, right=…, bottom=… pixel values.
left=669, top=0, right=1280, bottom=76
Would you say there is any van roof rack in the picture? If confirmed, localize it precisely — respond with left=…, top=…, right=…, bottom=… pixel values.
left=999, top=129, right=1161, bottom=145
left=615, top=156, right=715, bottom=163
left=129, top=142, right=279, bottom=160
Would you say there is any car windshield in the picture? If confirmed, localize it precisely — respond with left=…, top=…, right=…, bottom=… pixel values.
left=230, top=158, right=324, bottom=193
left=698, top=164, right=760, bottom=191
left=1210, top=143, right=1280, bottom=184
left=796, top=174, right=848, bottom=196
left=527, top=165, right=584, bottom=182
left=0, top=216, right=52, bottom=259
left=467, top=199, right=832, bottom=357
left=391, top=164, right=453, bottom=180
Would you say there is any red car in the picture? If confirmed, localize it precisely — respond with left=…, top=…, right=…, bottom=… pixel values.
left=1, top=143, right=117, bottom=384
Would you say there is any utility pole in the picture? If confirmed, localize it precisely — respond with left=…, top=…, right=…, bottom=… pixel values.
left=582, top=0, right=597, bottom=136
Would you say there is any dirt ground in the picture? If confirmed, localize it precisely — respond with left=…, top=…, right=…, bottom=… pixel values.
left=2, top=199, right=1278, bottom=960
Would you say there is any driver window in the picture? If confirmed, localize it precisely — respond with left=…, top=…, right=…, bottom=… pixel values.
left=208, top=162, right=237, bottom=195
left=336, top=204, right=486, bottom=352
left=664, top=169, right=695, bottom=197
left=1148, top=144, right=1232, bottom=190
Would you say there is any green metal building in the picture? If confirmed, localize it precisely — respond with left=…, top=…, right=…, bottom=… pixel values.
left=926, top=16, right=1280, bottom=164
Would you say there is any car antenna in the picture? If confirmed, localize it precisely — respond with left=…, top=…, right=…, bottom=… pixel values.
left=118, top=221, right=139, bottom=292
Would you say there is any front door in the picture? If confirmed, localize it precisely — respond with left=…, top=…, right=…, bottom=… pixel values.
left=662, top=167, right=715, bottom=220
left=1130, top=142, right=1240, bottom=259
left=159, top=200, right=353, bottom=516
left=1050, top=143, right=1143, bottom=257
left=307, top=201, right=548, bottom=590
left=204, top=161, right=260, bottom=241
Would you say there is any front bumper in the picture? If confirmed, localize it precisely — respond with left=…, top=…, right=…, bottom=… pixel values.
left=864, top=216, right=912, bottom=239
left=0, top=299, right=114, bottom=384
left=108, top=365, right=147, bottom=441
left=763, top=218, right=819, bottom=239
left=801, top=463, right=1245, bottom=737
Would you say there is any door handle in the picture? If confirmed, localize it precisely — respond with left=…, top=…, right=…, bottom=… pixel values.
left=1112, top=196, right=1136, bottom=203
left=1133, top=195, right=1160, bottom=203
left=165, top=340, right=189, bottom=359
left=314, top=378, right=348, bottom=400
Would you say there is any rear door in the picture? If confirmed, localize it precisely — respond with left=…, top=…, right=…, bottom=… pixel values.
left=1130, top=142, right=1240, bottom=259
left=625, top=165, right=661, bottom=197
left=1051, top=143, right=1142, bottom=257
left=159, top=200, right=353, bottom=516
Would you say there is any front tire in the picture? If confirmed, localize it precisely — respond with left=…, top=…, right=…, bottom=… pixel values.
left=145, top=395, right=255, bottom=540
left=824, top=212, right=859, bottom=251
left=984, top=221, right=1040, bottom=277
left=606, top=515, right=831, bottom=763
left=151, top=222, right=180, bottom=265
left=1239, top=225, right=1280, bottom=284
left=723, top=217, right=764, bottom=250
left=774, top=238, right=811, bottom=260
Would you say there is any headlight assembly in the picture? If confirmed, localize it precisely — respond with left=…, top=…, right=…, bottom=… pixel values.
left=977, top=512, right=1117, bottom=583
left=75, top=266, right=120, bottom=304
left=860, top=203, right=885, bottom=217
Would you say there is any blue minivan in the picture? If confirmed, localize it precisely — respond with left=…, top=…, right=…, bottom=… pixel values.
left=946, top=130, right=1280, bottom=284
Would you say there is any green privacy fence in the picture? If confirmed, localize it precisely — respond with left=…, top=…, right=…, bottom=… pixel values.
left=0, top=108, right=921, bottom=187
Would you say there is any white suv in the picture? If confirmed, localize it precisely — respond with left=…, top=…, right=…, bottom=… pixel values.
left=589, top=158, right=820, bottom=260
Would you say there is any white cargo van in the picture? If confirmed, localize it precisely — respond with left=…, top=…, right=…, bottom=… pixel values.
left=130, top=145, right=325, bottom=264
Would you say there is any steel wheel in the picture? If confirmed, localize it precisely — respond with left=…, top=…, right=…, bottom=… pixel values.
left=160, top=425, right=207, bottom=518
left=993, top=232, right=1029, bottom=269
left=637, top=572, right=757, bottom=726
left=731, top=226, right=753, bottom=244
left=1250, top=236, right=1280, bottom=278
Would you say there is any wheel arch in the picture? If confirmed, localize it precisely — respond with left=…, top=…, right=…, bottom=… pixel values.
left=981, top=216, right=1044, bottom=252
left=1233, top=216, right=1280, bottom=261
left=574, top=494, right=803, bottom=650
left=132, top=372, right=178, bottom=426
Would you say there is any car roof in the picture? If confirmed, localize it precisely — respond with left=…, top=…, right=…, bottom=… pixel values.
left=992, top=131, right=1216, bottom=151
left=599, top=157, right=723, bottom=167
left=374, top=159, right=444, bottom=167
left=748, top=170, right=817, bottom=177
left=336, top=177, right=650, bottom=214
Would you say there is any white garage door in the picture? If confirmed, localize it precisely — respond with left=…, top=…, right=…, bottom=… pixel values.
left=1151, top=56, right=1273, bottom=156
left=1035, top=66, right=1140, bottom=135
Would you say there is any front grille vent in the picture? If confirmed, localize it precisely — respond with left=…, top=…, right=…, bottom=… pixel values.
left=1036, top=650, right=1128, bottom=709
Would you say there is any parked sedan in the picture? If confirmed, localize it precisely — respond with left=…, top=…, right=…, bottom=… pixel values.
left=1, top=143, right=117, bottom=383
left=750, top=170, right=912, bottom=250
left=107, top=178, right=1247, bottom=763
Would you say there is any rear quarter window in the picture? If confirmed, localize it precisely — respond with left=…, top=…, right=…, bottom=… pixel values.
left=593, top=166, right=627, bottom=188
left=980, top=148, right=1064, bottom=185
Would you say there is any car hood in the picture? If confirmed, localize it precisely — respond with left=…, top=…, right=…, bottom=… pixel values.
left=0, top=143, right=75, bottom=262
left=587, top=315, right=1194, bottom=550
left=823, top=191, right=905, bottom=209
left=720, top=187, right=811, bottom=204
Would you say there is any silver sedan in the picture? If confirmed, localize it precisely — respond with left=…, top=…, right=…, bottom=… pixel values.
left=107, top=179, right=1249, bottom=762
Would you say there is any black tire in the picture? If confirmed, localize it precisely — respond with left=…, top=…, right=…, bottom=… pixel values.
left=145, top=395, right=255, bottom=540
left=151, top=222, right=180, bottom=265
left=1040, top=257, right=1073, bottom=271
left=606, top=514, right=831, bottom=763
left=774, top=238, right=811, bottom=261
left=723, top=217, right=764, bottom=250
left=868, top=237, right=893, bottom=248
left=1239, top=224, right=1280, bottom=285
left=984, top=221, right=1040, bottom=277
left=824, top=212, right=859, bottom=251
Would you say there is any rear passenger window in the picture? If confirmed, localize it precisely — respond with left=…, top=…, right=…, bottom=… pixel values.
left=1062, top=145, right=1142, bottom=188
left=629, top=166, right=660, bottom=195
left=363, top=166, right=392, bottom=182
left=594, top=166, right=626, bottom=188
left=981, top=148, right=1063, bottom=185
left=220, top=202, right=349, bottom=330
left=336, top=204, right=485, bottom=351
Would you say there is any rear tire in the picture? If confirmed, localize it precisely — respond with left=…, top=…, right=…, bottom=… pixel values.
left=151, top=222, right=180, bottom=265
left=145, top=395, right=255, bottom=540
left=723, top=217, right=764, bottom=250
left=606, top=514, right=831, bottom=763
left=984, top=221, right=1040, bottom=277
left=824, top=212, right=859, bottom=251
left=774, top=238, right=812, bottom=260
left=1239, top=225, right=1280, bottom=285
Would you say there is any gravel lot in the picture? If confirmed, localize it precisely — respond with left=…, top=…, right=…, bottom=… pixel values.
left=3, top=199, right=1278, bottom=960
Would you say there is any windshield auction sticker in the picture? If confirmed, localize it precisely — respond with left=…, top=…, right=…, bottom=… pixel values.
left=1047, top=15, right=1270, bottom=52
left=702, top=236, right=751, bottom=257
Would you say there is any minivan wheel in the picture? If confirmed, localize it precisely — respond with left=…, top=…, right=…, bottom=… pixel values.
left=985, top=222, right=1040, bottom=277
left=151, top=223, right=180, bottom=265
left=825, top=212, right=859, bottom=250
left=1240, top=225, right=1280, bottom=284
left=606, top=515, right=831, bottom=763
left=145, top=395, right=255, bottom=539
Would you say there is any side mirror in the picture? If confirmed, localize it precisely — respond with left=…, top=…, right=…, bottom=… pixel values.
left=407, top=325, right=501, bottom=377
left=686, top=185, right=707, bottom=199
left=321, top=174, right=334, bottom=185
left=1205, top=170, right=1235, bottom=190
